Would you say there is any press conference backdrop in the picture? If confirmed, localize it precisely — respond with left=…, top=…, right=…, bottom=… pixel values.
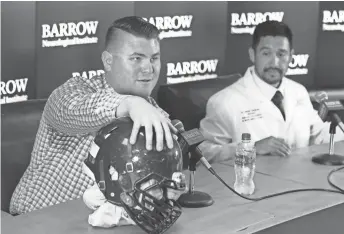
left=1, top=1, right=344, bottom=104
left=135, top=1, right=228, bottom=98
left=225, top=1, right=319, bottom=88
left=315, top=1, right=344, bottom=89
left=1, top=2, right=36, bottom=104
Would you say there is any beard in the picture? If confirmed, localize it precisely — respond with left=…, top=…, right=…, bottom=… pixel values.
left=263, top=67, right=283, bottom=76
left=260, top=67, right=284, bottom=87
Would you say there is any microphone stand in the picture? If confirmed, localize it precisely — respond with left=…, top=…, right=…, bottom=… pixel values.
left=312, top=120, right=344, bottom=165
left=178, top=152, right=214, bottom=208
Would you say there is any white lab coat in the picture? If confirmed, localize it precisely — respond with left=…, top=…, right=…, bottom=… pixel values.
left=199, top=66, right=344, bottom=163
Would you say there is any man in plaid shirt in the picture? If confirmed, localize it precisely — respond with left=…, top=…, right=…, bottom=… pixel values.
left=10, top=16, right=176, bottom=215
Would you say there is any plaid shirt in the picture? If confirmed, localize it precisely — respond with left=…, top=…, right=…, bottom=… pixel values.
left=9, top=75, right=169, bottom=215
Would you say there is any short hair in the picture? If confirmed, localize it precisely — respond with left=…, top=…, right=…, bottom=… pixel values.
left=252, top=20, right=293, bottom=50
left=105, top=16, right=160, bottom=50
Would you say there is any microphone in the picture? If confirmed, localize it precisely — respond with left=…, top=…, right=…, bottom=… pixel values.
left=171, top=120, right=214, bottom=208
left=314, top=91, right=344, bottom=133
left=313, top=90, right=328, bottom=104
left=332, top=113, right=344, bottom=134
left=318, top=100, right=344, bottom=133
left=312, top=92, right=344, bottom=165
left=171, top=120, right=214, bottom=173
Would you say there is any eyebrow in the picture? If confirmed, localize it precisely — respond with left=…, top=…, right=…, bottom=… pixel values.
left=278, top=49, right=288, bottom=53
left=259, top=46, right=272, bottom=51
left=259, top=47, right=288, bottom=53
left=130, top=52, right=160, bottom=57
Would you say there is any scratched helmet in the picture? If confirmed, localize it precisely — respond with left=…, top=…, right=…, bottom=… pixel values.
left=84, top=117, right=185, bottom=234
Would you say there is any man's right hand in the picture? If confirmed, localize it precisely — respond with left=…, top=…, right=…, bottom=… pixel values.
left=254, top=136, right=291, bottom=157
left=117, top=96, right=175, bottom=152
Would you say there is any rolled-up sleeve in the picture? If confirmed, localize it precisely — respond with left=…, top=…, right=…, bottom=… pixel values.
left=44, top=77, right=130, bottom=135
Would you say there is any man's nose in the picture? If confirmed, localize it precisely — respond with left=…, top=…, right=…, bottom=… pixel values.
left=271, top=55, right=280, bottom=67
left=141, top=59, right=153, bottom=73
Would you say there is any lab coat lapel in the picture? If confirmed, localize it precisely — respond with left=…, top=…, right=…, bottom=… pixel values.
left=242, top=68, right=284, bottom=122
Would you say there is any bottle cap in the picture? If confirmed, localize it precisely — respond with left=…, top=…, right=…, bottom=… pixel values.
left=242, top=133, right=251, bottom=141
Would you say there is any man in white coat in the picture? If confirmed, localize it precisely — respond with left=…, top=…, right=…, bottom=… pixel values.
left=199, top=20, right=344, bottom=163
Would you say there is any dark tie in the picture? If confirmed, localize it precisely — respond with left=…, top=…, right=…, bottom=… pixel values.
left=271, top=90, right=285, bottom=121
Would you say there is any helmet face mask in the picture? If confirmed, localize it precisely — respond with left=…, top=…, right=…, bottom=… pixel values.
left=123, top=173, right=183, bottom=233
left=84, top=117, right=185, bottom=234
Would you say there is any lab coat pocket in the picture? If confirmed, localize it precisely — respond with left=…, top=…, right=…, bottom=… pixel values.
left=239, top=108, right=268, bottom=141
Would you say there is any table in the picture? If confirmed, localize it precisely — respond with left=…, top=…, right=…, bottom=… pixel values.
left=1, top=211, right=14, bottom=221
left=222, top=141, right=344, bottom=233
left=2, top=141, right=344, bottom=234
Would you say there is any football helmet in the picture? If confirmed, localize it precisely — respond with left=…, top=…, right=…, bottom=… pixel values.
left=84, top=117, right=185, bottom=234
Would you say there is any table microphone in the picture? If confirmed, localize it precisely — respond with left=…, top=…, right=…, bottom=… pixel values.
left=318, top=100, right=344, bottom=134
left=312, top=91, right=344, bottom=165
left=171, top=120, right=214, bottom=208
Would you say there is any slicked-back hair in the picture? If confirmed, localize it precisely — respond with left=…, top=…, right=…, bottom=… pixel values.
left=252, top=20, right=293, bottom=50
left=105, top=16, right=160, bottom=50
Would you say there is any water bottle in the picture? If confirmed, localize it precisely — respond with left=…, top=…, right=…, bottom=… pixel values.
left=234, top=133, right=256, bottom=195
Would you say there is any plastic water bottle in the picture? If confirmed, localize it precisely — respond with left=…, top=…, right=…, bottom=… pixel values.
left=234, top=133, right=256, bottom=195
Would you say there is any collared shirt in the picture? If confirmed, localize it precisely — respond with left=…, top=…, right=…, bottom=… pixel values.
left=10, top=74, right=169, bottom=215
left=251, top=67, right=285, bottom=101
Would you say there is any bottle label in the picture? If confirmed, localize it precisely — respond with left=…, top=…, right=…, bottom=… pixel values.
left=235, top=154, right=255, bottom=166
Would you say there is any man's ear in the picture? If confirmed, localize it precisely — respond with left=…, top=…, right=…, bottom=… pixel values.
left=101, top=51, right=113, bottom=72
left=249, top=47, right=255, bottom=64
left=289, top=48, right=295, bottom=64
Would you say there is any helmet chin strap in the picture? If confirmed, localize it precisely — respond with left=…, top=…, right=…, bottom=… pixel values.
left=82, top=162, right=96, bottom=181
left=98, top=159, right=106, bottom=191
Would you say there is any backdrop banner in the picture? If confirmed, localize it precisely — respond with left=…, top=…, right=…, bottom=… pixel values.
left=2, top=2, right=344, bottom=104
left=135, top=1, right=228, bottom=98
left=224, top=1, right=319, bottom=89
left=314, top=2, right=344, bottom=89
left=35, top=2, right=134, bottom=99
left=1, top=2, right=36, bottom=104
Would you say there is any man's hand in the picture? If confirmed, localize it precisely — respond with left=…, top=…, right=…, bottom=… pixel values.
left=117, top=96, right=176, bottom=151
left=255, top=136, right=291, bottom=157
